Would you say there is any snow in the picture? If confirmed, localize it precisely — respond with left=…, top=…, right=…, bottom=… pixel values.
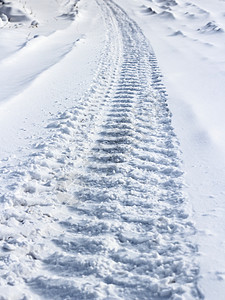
left=0, top=0, right=225, bottom=299
left=113, top=0, right=225, bottom=298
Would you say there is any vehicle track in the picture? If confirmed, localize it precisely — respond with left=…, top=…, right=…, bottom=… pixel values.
left=0, top=0, right=202, bottom=299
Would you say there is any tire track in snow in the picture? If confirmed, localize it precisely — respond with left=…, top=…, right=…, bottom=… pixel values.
left=0, top=0, right=202, bottom=299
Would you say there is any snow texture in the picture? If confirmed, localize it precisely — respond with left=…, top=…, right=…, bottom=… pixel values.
left=0, top=0, right=225, bottom=299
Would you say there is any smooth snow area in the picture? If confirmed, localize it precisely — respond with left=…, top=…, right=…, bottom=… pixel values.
left=0, top=0, right=225, bottom=299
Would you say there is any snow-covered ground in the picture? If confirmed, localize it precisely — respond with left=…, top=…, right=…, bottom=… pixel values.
left=0, top=0, right=225, bottom=299
left=115, top=0, right=225, bottom=298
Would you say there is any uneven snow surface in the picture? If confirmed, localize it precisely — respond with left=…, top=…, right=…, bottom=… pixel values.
left=0, top=0, right=225, bottom=299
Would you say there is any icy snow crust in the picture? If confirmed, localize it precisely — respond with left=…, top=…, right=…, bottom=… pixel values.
left=0, top=0, right=202, bottom=299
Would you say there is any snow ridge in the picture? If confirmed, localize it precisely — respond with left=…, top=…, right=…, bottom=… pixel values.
left=0, top=0, right=202, bottom=299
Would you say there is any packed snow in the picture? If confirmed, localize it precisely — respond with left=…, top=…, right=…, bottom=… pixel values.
left=0, top=0, right=225, bottom=299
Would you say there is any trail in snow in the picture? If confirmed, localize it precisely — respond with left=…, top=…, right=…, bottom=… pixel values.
left=0, top=0, right=202, bottom=299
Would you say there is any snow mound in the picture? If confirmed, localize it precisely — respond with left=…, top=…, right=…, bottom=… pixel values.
left=170, top=30, right=185, bottom=37
left=158, top=11, right=175, bottom=20
left=0, top=0, right=81, bottom=100
left=0, top=13, right=7, bottom=27
left=184, top=12, right=196, bottom=19
left=0, top=0, right=79, bottom=29
left=156, top=0, right=177, bottom=7
left=145, top=7, right=157, bottom=15
left=0, top=1, right=30, bottom=27
left=197, top=21, right=224, bottom=34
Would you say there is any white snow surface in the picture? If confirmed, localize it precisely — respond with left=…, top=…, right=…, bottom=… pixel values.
left=114, top=0, right=225, bottom=299
left=0, top=0, right=224, bottom=299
